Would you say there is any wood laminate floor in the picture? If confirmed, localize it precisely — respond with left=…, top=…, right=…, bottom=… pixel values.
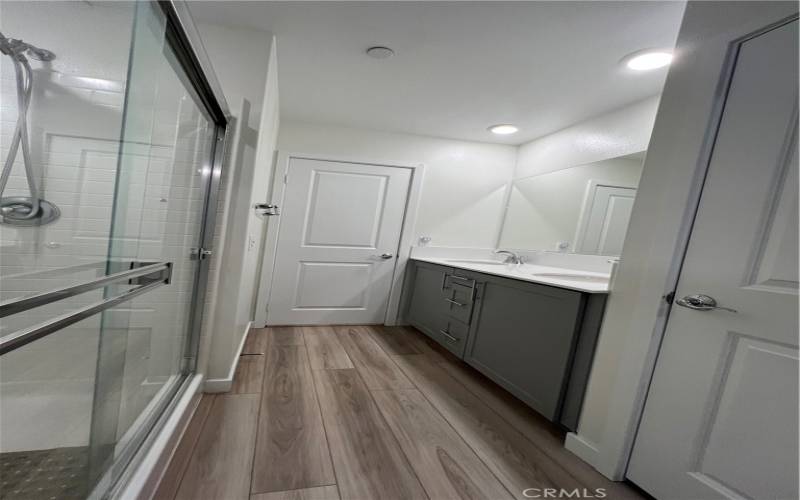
left=155, top=325, right=644, bottom=500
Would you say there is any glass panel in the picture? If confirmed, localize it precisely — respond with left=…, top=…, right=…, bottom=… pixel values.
left=0, top=1, right=220, bottom=498
left=1, top=2, right=138, bottom=498
left=88, top=2, right=216, bottom=490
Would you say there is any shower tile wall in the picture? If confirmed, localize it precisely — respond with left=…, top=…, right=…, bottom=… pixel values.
left=0, top=1, right=213, bottom=456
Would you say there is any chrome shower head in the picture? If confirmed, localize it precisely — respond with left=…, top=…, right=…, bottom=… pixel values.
left=0, top=31, right=55, bottom=62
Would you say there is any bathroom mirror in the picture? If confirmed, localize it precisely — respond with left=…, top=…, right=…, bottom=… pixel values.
left=498, top=152, right=645, bottom=256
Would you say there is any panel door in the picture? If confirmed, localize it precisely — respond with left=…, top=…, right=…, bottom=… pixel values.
left=268, top=158, right=411, bottom=325
left=577, top=184, right=637, bottom=255
left=628, top=20, right=799, bottom=500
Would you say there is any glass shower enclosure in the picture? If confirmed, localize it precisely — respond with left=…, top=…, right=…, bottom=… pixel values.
left=0, top=1, right=228, bottom=498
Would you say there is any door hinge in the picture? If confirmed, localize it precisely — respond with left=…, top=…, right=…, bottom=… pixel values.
left=283, top=174, right=287, bottom=184
left=190, top=247, right=213, bottom=260
left=254, top=203, right=280, bottom=216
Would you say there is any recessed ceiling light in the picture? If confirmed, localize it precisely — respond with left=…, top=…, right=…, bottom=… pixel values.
left=366, top=46, right=395, bottom=59
left=489, top=124, right=518, bottom=135
left=625, top=50, right=673, bottom=71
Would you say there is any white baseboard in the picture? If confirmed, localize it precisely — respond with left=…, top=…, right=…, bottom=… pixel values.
left=564, top=432, right=600, bottom=467
left=203, top=378, right=233, bottom=393
left=117, top=374, right=204, bottom=500
left=203, top=321, right=252, bottom=393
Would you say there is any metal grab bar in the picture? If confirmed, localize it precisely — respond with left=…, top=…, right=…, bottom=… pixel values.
left=0, top=262, right=171, bottom=318
left=0, top=262, right=172, bottom=355
left=0, top=280, right=168, bottom=355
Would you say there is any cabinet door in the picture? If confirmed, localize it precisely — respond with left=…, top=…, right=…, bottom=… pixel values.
left=465, top=276, right=584, bottom=421
left=407, top=262, right=449, bottom=336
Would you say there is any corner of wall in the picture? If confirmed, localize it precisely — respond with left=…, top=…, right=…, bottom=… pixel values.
left=197, top=26, right=278, bottom=382
left=513, top=96, right=660, bottom=180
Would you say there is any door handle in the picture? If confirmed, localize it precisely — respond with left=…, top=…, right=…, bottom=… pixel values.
left=379, top=253, right=394, bottom=259
left=675, top=294, right=737, bottom=313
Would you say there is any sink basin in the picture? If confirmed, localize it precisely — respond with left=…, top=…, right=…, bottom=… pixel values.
left=445, top=259, right=508, bottom=266
left=532, top=272, right=610, bottom=283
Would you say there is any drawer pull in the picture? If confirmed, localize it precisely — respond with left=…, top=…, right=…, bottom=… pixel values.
left=445, top=298, right=466, bottom=307
left=447, top=274, right=477, bottom=300
left=450, top=275, right=474, bottom=285
left=439, top=330, right=459, bottom=343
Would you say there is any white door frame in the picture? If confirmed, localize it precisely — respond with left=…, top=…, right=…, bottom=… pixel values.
left=564, top=4, right=799, bottom=481
left=253, top=151, right=425, bottom=327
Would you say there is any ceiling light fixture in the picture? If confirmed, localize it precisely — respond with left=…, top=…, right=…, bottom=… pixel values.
left=624, top=50, right=673, bottom=71
left=489, top=124, right=519, bottom=135
left=366, top=46, right=395, bottom=59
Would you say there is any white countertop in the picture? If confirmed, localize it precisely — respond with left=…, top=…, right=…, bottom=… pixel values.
left=411, top=257, right=610, bottom=294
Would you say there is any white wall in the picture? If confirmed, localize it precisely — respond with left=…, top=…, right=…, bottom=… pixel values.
left=514, top=96, right=659, bottom=180
left=276, top=121, right=518, bottom=249
left=195, top=25, right=280, bottom=386
left=195, top=22, right=269, bottom=130
left=565, top=1, right=799, bottom=480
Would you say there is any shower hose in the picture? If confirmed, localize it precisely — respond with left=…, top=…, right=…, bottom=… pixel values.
left=0, top=31, right=58, bottom=225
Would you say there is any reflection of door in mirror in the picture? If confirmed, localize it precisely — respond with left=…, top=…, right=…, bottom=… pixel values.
left=498, top=151, right=644, bottom=255
left=574, top=182, right=637, bottom=255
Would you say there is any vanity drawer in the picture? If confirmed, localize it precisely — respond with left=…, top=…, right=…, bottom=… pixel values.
left=445, top=273, right=476, bottom=291
left=444, top=281, right=475, bottom=324
left=435, top=317, right=469, bottom=358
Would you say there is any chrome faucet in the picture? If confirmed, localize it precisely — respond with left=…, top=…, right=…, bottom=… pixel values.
left=494, top=250, right=523, bottom=264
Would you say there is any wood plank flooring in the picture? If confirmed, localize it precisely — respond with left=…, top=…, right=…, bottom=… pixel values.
left=156, top=325, right=643, bottom=500
left=251, top=345, right=335, bottom=494
left=174, top=394, right=260, bottom=500
left=313, top=369, right=426, bottom=499
left=303, top=327, right=353, bottom=370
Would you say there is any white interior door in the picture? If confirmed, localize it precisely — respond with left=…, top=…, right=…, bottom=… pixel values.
left=267, top=158, right=411, bottom=325
left=628, top=20, right=798, bottom=500
left=576, top=183, right=637, bottom=255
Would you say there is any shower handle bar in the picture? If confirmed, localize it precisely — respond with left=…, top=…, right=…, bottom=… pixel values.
left=0, top=261, right=172, bottom=318
left=0, top=277, right=170, bottom=356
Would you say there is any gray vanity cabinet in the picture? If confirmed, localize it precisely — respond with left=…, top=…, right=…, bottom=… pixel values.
left=465, top=275, right=583, bottom=421
left=405, top=262, right=476, bottom=358
left=406, top=262, right=450, bottom=331
left=403, top=259, right=607, bottom=430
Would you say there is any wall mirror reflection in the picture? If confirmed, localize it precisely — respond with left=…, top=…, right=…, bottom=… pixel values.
left=499, top=151, right=645, bottom=256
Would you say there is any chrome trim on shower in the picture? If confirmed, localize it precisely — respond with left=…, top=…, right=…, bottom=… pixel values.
left=161, top=1, right=231, bottom=120
left=0, top=261, right=171, bottom=318
left=0, top=263, right=172, bottom=355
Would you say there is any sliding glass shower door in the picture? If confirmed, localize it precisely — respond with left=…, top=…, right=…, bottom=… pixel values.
left=87, top=2, right=223, bottom=490
left=0, top=1, right=227, bottom=498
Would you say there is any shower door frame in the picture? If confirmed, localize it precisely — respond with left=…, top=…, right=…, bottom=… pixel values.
left=92, top=1, right=232, bottom=496
left=158, top=0, right=231, bottom=375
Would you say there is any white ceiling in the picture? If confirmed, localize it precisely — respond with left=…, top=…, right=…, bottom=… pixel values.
left=190, top=1, right=686, bottom=145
